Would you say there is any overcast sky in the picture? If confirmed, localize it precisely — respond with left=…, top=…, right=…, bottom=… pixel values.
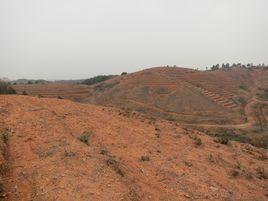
left=0, top=0, right=267, bottom=79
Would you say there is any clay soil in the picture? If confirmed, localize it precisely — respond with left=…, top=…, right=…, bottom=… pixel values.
left=0, top=95, right=267, bottom=201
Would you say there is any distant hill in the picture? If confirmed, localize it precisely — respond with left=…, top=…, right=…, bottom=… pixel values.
left=11, top=66, right=268, bottom=148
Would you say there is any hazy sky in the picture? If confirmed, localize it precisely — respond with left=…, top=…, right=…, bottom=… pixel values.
left=0, top=0, right=267, bottom=79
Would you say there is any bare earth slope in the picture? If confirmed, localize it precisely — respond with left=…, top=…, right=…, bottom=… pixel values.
left=13, top=67, right=268, bottom=125
left=0, top=95, right=267, bottom=200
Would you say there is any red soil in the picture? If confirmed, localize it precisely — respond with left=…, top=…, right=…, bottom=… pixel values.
left=0, top=95, right=267, bottom=200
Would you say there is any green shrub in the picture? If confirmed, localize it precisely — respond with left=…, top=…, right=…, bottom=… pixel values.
left=79, top=132, right=89, bottom=145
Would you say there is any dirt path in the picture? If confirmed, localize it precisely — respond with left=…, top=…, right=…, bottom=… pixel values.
left=126, top=97, right=268, bottom=129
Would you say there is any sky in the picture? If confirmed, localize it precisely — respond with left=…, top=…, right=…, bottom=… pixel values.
left=0, top=0, right=267, bottom=80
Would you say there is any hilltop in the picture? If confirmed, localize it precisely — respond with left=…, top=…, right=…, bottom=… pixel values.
left=0, top=95, right=267, bottom=200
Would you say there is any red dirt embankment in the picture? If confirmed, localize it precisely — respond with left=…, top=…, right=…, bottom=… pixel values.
left=0, top=95, right=267, bottom=201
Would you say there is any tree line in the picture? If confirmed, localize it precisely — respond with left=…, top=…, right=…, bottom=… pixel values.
left=210, top=63, right=268, bottom=71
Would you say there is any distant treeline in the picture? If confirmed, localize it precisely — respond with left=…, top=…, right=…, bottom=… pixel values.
left=210, top=63, right=268, bottom=71
left=0, top=82, right=16, bottom=94
left=81, top=75, right=117, bottom=85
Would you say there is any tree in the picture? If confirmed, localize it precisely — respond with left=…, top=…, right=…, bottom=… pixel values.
left=211, top=65, right=219, bottom=70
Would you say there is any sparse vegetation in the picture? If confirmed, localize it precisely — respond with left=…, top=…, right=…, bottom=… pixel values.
left=2, top=130, right=9, bottom=144
left=100, top=149, right=108, bottom=155
left=195, top=138, right=202, bottom=146
left=229, top=169, right=239, bottom=178
left=214, top=136, right=229, bottom=145
left=255, top=167, right=268, bottom=179
left=239, top=85, right=248, bottom=91
left=140, top=155, right=150, bottom=161
left=106, top=158, right=124, bottom=177
left=256, top=89, right=268, bottom=100
left=237, top=97, right=247, bottom=106
left=121, top=72, right=127, bottom=75
left=22, top=90, right=28, bottom=95
left=82, top=75, right=116, bottom=85
left=190, top=135, right=202, bottom=146
left=0, top=82, right=16, bottom=94
left=93, top=82, right=117, bottom=91
left=79, top=132, right=89, bottom=145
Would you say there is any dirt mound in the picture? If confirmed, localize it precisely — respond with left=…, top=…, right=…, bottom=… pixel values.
left=0, top=95, right=267, bottom=200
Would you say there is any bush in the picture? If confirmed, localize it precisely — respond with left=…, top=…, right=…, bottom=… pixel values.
left=0, top=82, right=16, bottom=94
left=79, top=132, right=90, bottom=145
left=121, top=72, right=127, bottom=75
left=140, top=155, right=150, bottom=161
left=22, top=91, right=28, bottom=95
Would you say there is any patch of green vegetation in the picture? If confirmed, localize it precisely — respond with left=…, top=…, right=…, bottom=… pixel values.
left=237, top=97, right=247, bottom=106
left=256, top=92, right=268, bottom=100
left=82, top=75, right=116, bottom=85
left=239, top=85, right=248, bottom=91
left=79, top=133, right=89, bottom=145
left=93, top=82, right=117, bottom=91
left=0, top=82, right=16, bottom=94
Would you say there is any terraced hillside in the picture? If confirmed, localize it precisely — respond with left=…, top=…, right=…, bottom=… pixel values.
left=81, top=67, right=268, bottom=124
left=14, top=83, right=91, bottom=101
left=12, top=67, right=268, bottom=147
